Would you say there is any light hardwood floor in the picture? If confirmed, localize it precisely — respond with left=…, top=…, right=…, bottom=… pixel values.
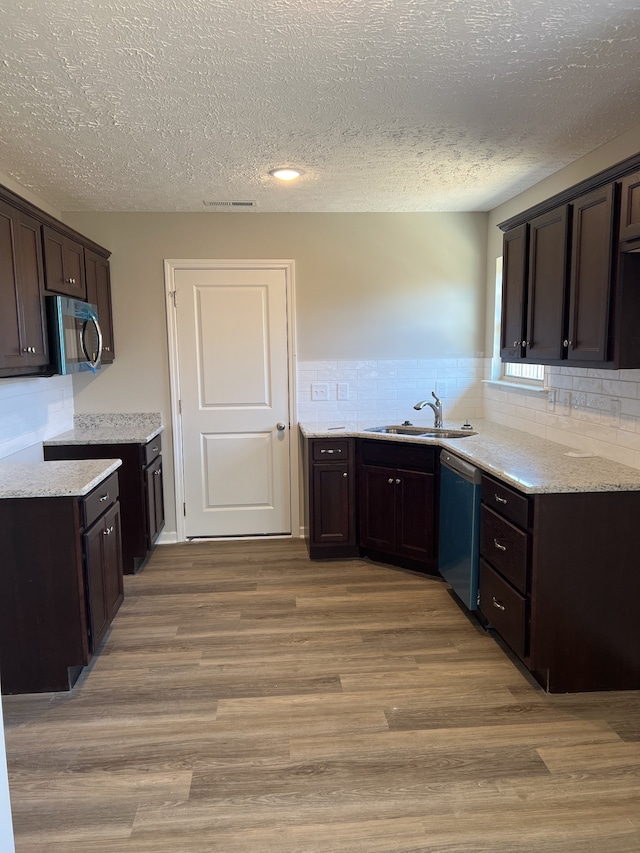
left=3, top=539, right=640, bottom=852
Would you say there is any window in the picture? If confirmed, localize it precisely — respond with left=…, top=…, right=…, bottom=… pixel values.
left=493, top=256, right=545, bottom=386
left=502, top=361, right=545, bottom=384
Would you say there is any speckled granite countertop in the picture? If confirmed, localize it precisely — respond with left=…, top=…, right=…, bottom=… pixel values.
left=0, top=459, right=122, bottom=499
left=44, top=413, right=163, bottom=446
left=299, top=419, right=640, bottom=494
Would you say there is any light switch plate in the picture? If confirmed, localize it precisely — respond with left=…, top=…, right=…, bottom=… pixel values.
left=311, top=383, right=329, bottom=401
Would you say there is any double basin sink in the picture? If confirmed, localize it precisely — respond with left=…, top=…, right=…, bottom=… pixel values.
left=366, top=425, right=476, bottom=439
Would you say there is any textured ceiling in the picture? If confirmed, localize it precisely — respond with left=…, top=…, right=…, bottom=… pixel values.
left=0, top=0, right=639, bottom=212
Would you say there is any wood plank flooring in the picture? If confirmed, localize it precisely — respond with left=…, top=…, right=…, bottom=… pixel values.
left=3, top=538, right=640, bottom=852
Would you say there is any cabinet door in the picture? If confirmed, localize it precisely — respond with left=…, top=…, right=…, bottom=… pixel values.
left=0, top=201, right=48, bottom=372
left=43, top=225, right=86, bottom=299
left=84, top=502, right=123, bottom=653
left=102, top=502, right=124, bottom=624
left=619, top=171, right=640, bottom=244
left=311, top=462, right=352, bottom=545
left=565, top=185, right=615, bottom=363
left=359, top=464, right=396, bottom=552
left=500, top=224, right=528, bottom=361
left=395, top=468, right=436, bottom=561
left=85, top=250, right=115, bottom=363
left=525, top=205, right=569, bottom=362
left=144, top=456, right=165, bottom=547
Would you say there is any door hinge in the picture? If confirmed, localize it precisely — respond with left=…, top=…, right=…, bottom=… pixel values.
left=183, top=502, right=186, bottom=516
left=169, top=290, right=177, bottom=307
left=178, top=399, right=182, bottom=414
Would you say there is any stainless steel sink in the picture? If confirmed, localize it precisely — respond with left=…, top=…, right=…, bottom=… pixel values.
left=366, top=425, right=476, bottom=438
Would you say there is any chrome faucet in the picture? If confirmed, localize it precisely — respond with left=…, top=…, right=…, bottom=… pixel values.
left=414, top=391, right=443, bottom=428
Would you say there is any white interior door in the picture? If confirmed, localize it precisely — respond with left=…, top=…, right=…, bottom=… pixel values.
left=173, top=265, right=292, bottom=538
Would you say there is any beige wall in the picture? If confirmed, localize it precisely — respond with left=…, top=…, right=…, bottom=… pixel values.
left=62, top=211, right=488, bottom=534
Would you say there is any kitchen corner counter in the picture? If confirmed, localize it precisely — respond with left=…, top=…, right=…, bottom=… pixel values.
left=298, top=419, right=640, bottom=494
left=0, top=458, right=122, bottom=499
left=44, top=413, right=164, bottom=446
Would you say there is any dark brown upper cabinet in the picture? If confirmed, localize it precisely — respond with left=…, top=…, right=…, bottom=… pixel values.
left=619, top=171, right=640, bottom=245
left=525, top=204, right=570, bottom=363
left=0, top=200, right=50, bottom=377
left=85, top=249, right=115, bottom=363
left=42, top=225, right=87, bottom=300
left=565, top=184, right=616, bottom=363
left=499, top=224, right=528, bottom=361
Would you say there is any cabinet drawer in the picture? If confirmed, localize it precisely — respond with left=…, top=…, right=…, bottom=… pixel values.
left=480, top=505, right=529, bottom=593
left=479, top=559, right=528, bottom=660
left=482, top=475, right=530, bottom=529
left=359, top=439, right=435, bottom=471
left=82, top=472, right=119, bottom=529
left=312, top=439, right=349, bottom=461
left=143, top=434, right=162, bottom=467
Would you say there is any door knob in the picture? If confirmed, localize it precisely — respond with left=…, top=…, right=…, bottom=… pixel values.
left=276, top=422, right=287, bottom=431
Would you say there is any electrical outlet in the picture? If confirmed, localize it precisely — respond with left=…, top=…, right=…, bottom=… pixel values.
left=337, top=382, right=349, bottom=400
left=547, top=389, right=556, bottom=412
left=311, top=383, right=328, bottom=401
left=557, top=390, right=571, bottom=415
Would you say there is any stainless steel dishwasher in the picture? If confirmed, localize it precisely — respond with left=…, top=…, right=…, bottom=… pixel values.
left=438, top=450, right=482, bottom=610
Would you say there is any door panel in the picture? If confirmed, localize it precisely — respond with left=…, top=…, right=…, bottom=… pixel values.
left=175, top=266, right=291, bottom=538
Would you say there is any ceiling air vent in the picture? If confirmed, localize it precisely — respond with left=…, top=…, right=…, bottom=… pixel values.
left=202, top=200, right=257, bottom=209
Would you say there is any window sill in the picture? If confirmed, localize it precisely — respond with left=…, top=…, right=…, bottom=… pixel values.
left=483, top=379, right=549, bottom=395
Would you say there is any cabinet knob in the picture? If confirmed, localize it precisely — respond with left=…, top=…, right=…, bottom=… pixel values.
left=388, top=478, right=394, bottom=484
left=103, top=525, right=114, bottom=536
left=103, top=346, right=111, bottom=352
left=395, top=478, right=401, bottom=485
left=22, top=347, right=29, bottom=353
left=513, top=340, right=519, bottom=347
left=492, top=596, right=506, bottom=612
left=493, top=538, right=507, bottom=552
left=342, top=472, right=348, bottom=478
left=154, top=469, right=161, bottom=476
left=563, top=339, right=572, bottom=347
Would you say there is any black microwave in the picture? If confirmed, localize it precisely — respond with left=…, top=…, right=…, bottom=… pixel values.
left=47, top=295, right=103, bottom=375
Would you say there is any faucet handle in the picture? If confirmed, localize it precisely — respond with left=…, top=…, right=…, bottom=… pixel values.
left=432, top=390, right=441, bottom=404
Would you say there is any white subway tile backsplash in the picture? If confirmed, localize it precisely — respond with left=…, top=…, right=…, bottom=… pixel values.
left=0, top=375, right=74, bottom=460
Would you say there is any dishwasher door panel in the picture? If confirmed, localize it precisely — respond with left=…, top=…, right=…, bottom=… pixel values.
left=438, top=461, right=481, bottom=610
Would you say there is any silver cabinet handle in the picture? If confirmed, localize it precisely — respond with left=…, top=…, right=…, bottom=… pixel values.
left=320, top=448, right=341, bottom=454
left=494, top=538, right=506, bottom=551
left=492, top=596, right=505, bottom=611
left=151, top=446, right=159, bottom=452
left=99, top=493, right=110, bottom=502
left=277, top=422, right=287, bottom=431
left=495, top=494, right=507, bottom=504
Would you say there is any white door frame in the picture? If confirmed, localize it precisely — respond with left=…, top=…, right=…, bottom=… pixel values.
left=164, top=259, right=298, bottom=543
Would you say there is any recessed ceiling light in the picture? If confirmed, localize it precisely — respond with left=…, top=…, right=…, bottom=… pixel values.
left=269, top=167, right=303, bottom=181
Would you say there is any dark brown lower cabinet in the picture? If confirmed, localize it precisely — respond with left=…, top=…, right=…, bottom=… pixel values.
left=44, top=434, right=165, bottom=573
left=0, top=472, right=123, bottom=694
left=303, top=437, right=358, bottom=559
left=358, top=440, right=438, bottom=575
left=479, top=474, right=640, bottom=693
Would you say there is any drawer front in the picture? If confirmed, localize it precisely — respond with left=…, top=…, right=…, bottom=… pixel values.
left=479, top=559, right=528, bottom=660
left=482, top=475, right=530, bottom=529
left=312, top=439, right=350, bottom=461
left=358, top=438, right=436, bottom=471
left=82, top=471, right=119, bottom=529
left=143, top=434, right=162, bottom=467
left=480, top=505, right=529, bottom=593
